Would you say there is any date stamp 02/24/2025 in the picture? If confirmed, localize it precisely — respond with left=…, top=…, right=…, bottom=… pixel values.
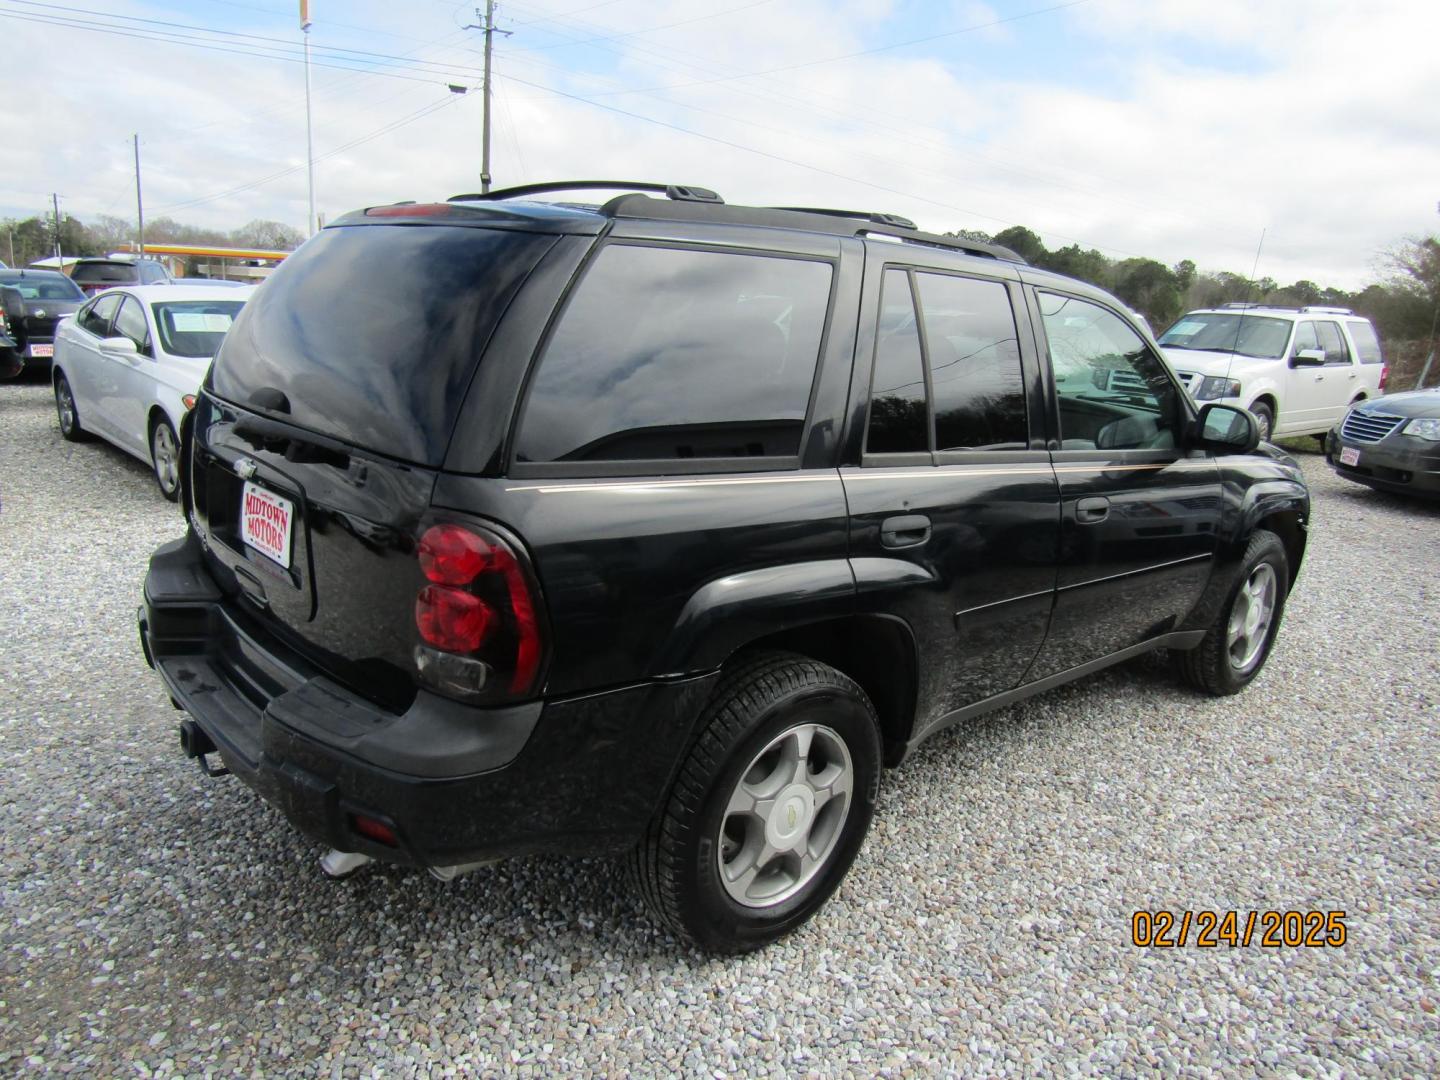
left=1131, top=910, right=1348, bottom=949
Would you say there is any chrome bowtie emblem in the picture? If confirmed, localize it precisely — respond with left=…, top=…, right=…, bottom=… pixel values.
left=787, top=805, right=797, bottom=829
left=235, top=457, right=258, bottom=479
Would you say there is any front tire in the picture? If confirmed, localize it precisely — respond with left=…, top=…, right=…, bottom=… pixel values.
left=150, top=416, right=181, bottom=501
left=1249, top=401, right=1274, bottom=443
left=631, top=652, right=882, bottom=953
left=1174, top=530, right=1289, bottom=696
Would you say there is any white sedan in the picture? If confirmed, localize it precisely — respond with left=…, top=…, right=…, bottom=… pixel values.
left=52, top=284, right=255, bottom=500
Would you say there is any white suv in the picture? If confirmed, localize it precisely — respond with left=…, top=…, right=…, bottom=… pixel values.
left=1157, top=304, right=1387, bottom=441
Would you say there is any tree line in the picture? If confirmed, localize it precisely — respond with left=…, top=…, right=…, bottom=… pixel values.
left=1, top=212, right=304, bottom=268
left=953, top=226, right=1440, bottom=387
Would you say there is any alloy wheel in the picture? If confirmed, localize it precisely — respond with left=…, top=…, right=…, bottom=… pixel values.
left=1227, top=562, right=1277, bottom=672
left=717, top=722, right=854, bottom=908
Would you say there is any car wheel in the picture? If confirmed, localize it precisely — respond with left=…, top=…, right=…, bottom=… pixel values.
left=54, top=372, right=87, bottom=442
left=631, top=652, right=881, bottom=953
left=1249, top=402, right=1274, bottom=442
left=150, top=416, right=181, bottom=502
left=1173, top=530, right=1288, bottom=696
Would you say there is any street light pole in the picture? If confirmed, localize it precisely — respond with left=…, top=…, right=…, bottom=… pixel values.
left=301, top=1, right=317, bottom=236
left=134, top=133, right=146, bottom=256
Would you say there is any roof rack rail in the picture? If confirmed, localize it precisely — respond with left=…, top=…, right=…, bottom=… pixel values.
left=1300, top=305, right=1354, bottom=315
left=449, top=180, right=723, bottom=205
left=598, top=194, right=1025, bottom=264
left=769, top=207, right=918, bottom=230
left=1219, top=302, right=1298, bottom=311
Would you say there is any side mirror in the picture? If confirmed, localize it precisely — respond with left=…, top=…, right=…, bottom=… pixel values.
left=1291, top=348, right=1326, bottom=368
left=99, top=336, right=139, bottom=358
left=1194, top=402, right=1260, bottom=453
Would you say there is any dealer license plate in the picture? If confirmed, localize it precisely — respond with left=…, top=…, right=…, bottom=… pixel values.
left=240, top=482, right=293, bottom=568
left=1339, top=446, right=1361, bottom=467
left=29, top=343, right=54, bottom=358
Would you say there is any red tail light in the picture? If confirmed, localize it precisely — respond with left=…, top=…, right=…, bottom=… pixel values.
left=416, top=586, right=494, bottom=652
left=412, top=522, right=546, bottom=701
left=1379, top=364, right=1389, bottom=391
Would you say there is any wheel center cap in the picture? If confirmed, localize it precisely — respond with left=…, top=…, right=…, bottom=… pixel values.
left=767, top=784, right=816, bottom=850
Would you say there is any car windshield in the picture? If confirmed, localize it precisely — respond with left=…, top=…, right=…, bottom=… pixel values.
left=153, top=300, right=246, bottom=358
left=72, top=262, right=140, bottom=284
left=1158, top=313, right=1292, bottom=359
left=0, top=276, right=83, bottom=300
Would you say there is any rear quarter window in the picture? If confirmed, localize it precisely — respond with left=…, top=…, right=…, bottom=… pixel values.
left=514, top=244, right=834, bottom=466
left=1346, top=320, right=1383, bottom=364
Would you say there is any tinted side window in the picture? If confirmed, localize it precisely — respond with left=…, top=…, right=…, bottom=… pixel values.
left=865, top=269, right=928, bottom=454
left=1040, top=292, right=1177, bottom=451
left=516, top=245, right=832, bottom=464
left=79, top=294, right=120, bottom=336
left=113, top=296, right=151, bottom=354
left=1315, top=321, right=1350, bottom=364
left=1347, top=320, right=1383, bottom=364
left=1291, top=321, right=1319, bottom=355
left=916, top=273, right=1026, bottom=450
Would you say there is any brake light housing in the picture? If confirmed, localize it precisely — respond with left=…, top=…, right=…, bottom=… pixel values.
left=1379, top=364, right=1389, bottom=391
left=411, top=521, right=547, bottom=703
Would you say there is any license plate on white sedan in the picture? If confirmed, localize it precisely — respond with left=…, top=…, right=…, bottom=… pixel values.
left=241, top=482, right=294, bottom=568
left=1339, top=446, right=1361, bottom=467
left=29, top=343, right=54, bottom=358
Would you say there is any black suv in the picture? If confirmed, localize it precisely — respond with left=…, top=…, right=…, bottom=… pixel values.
left=139, top=181, right=1309, bottom=952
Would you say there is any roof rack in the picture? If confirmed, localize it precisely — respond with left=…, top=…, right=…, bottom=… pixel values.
left=450, top=180, right=1024, bottom=264
left=1219, top=302, right=1298, bottom=312
left=449, top=180, right=723, bottom=205
left=1301, top=305, right=1354, bottom=315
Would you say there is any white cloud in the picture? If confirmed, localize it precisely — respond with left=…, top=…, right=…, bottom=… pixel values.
left=2, top=0, right=1436, bottom=288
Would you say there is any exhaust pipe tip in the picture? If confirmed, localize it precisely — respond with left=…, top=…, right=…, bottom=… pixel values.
left=320, top=849, right=374, bottom=879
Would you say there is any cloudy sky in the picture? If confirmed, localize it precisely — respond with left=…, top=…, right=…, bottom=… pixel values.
left=2, top=0, right=1437, bottom=289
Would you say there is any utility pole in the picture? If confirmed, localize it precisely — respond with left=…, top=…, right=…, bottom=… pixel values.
left=465, top=2, right=510, bottom=193
left=51, top=193, right=62, bottom=260
left=134, top=133, right=146, bottom=256
left=301, top=0, right=317, bottom=236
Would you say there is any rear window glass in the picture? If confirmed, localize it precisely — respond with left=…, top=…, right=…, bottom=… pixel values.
left=515, top=244, right=833, bottom=464
left=1, top=276, right=82, bottom=300
left=1347, top=320, right=1383, bottom=364
left=72, top=262, right=140, bottom=284
left=209, top=225, right=553, bottom=465
left=154, top=300, right=246, bottom=358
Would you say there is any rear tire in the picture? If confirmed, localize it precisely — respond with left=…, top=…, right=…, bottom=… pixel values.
left=54, top=372, right=87, bottom=442
left=150, top=416, right=181, bottom=502
left=1174, top=530, right=1288, bottom=696
left=630, top=652, right=882, bottom=953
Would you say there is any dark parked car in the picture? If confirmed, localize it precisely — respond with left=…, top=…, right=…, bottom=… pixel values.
left=139, top=181, right=1310, bottom=952
left=0, top=269, right=85, bottom=375
left=1326, top=388, right=1440, bottom=499
left=69, top=257, right=172, bottom=295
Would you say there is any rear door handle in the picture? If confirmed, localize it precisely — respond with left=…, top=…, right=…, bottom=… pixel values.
left=880, top=514, right=931, bottom=548
left=1076, top=496, right=1109, bottom=524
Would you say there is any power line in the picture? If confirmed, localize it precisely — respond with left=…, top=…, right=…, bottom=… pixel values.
left=557, top=0, right=1092, bottom=95
left=151, top=95, right=462, bottom=213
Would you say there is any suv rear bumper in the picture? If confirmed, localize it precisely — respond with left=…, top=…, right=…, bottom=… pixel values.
left=139, top=534, right=716, bottom=867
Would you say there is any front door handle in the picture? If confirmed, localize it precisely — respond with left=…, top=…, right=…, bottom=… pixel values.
left=880, top=514, right=931, bottom=548
left=1076, top=496, right=1109, bottom=524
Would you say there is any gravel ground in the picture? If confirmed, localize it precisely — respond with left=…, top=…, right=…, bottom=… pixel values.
left=2, top=376, right=1438, bottom=1077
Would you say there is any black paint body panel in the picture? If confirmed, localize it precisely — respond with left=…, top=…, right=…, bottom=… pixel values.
left=142, top=206, right=1312, bottom=868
